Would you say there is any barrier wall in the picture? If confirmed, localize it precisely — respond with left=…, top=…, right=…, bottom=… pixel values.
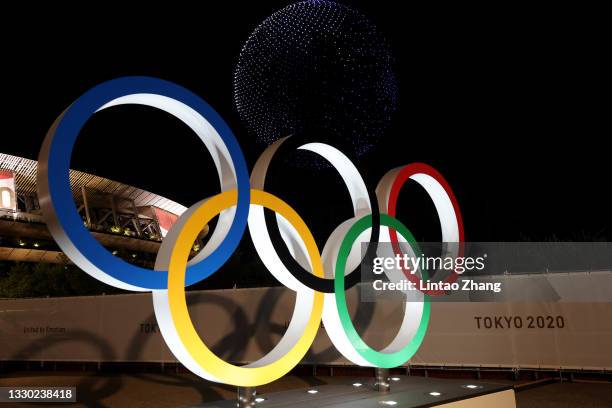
left=1, top=280, right=611, bottom=370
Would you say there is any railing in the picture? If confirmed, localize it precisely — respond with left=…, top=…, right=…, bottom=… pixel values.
left=0, top=209, right=44, bottom=224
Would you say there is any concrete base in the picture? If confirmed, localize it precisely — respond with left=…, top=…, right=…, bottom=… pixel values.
left=191, top=376, right=516, bottom=407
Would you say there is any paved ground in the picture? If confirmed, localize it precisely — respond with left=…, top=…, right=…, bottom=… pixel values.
left=0, top=372, right=610, bottom=407
left=0, top=372, right=325, bottom=407
left=515, top=381, right=612, bottom=408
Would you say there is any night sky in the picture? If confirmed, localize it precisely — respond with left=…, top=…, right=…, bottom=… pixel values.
left=2, top=1, right=609, bottom=247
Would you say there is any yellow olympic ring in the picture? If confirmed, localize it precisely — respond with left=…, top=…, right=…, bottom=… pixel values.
left=158, top=189, right=323, bottom=386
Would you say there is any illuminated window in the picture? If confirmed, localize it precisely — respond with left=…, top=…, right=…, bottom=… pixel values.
left=1, top=190, right=10, bottom=209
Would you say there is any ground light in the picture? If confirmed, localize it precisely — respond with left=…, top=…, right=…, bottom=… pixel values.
left=254, top=396, right=266, bottom=403
left=307, top=389, right=318, bottom=394
left=429, top=391, right=442, bottom=396
left=352, top=382, right=363, bottom=387
left=390, top=377, right=401, bottom=382
left=379, top=401, right=398, bottom=406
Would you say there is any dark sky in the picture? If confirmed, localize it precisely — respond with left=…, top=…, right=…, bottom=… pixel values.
left=2, top=1, right=609, bottom=245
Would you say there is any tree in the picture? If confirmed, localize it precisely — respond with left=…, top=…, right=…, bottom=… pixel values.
left=0, top=262, right=123, bottom=298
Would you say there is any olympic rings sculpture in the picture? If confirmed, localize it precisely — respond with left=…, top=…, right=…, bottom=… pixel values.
left=38, top=77, right=463, bottom=386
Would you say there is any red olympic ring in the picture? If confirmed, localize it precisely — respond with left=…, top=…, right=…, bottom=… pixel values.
left=386, top=163, right=465, bottom=296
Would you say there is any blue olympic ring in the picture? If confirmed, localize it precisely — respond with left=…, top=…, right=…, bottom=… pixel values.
left=40, top=76, right=250, bottom=289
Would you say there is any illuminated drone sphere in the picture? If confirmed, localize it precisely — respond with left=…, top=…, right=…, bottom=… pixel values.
left=234, top=0, right=398, bottom=160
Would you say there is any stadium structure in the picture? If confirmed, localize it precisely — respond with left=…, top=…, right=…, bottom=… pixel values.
left=0, top=153, right=207, bottom=268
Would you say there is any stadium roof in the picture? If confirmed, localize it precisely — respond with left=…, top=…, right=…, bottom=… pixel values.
left=0, top=153, right=187, bottom=215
